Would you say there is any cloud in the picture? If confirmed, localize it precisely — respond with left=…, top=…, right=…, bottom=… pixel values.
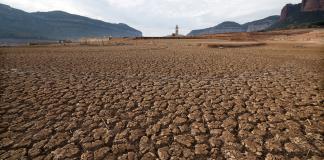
left=105, top=0, right=146, bottom=8
left=0, top=0, right=301, bottom=36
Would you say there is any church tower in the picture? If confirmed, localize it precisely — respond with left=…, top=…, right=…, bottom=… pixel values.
left=175, top=25, right=179, bottom=36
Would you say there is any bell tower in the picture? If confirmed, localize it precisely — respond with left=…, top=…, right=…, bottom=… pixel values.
left=175, top=25, right=179, bottom=36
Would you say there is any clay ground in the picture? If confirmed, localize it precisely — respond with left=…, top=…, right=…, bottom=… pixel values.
left=0, top=30, right=324, bottom=160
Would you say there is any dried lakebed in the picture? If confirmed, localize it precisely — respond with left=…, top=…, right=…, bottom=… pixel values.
left=0, top=40, right=323, bottom=160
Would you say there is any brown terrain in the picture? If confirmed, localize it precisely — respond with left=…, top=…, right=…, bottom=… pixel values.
left=0, top=29, right=324, bottom=160
left=302, top=0, right=324, bottom=12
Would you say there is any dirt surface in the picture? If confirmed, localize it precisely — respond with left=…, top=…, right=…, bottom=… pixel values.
left=0, top=30, right=324, bottom=159
left=199, top=29, right=324, bottom=42
left=202, top=42, right=267, bottom=48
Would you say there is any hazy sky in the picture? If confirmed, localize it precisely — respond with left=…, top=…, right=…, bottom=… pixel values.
left=0, top=0, right=301, bottom=36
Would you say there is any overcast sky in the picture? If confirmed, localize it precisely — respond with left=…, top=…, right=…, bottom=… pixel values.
left=0, top=0, right=301, bottom=36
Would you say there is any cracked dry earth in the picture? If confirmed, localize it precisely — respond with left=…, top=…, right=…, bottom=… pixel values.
left=0, top=39, right=323, bottom=160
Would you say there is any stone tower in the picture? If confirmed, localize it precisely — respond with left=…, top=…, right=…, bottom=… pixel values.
left=175, top=25, right=179, bottom=36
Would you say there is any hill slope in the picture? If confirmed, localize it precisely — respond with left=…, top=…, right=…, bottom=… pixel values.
left=188, top=22, right=245, bottom=36
left=187, top=0, right=324, bottom=36
left=272, top=1, right=324, bottom=29
left=188, top=16, right=279, bottom=36
left=243, top=16, right=280, bottom=32
left=0, top=4, right=142, bottom=40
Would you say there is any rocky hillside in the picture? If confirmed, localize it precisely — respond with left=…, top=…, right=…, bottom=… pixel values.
left=188, top=0, right=324, bottom=36
left=188, top=16, right=279, bottom=36
left=243, top=16, right=280, bottom=32
left=302, top=0, right=324, bottom=11
left=273, top=0, right=324, bottom=29
left=188, top=22, right=244, bottom=36
left=0, top=4, right=142, bottom=40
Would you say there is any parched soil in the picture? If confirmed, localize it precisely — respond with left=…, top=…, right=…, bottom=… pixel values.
left=0, top=37, right=323, bottom=160
left=203, top=42, right=267, bottom=48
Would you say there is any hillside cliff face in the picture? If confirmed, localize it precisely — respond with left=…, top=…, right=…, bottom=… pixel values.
left=280, top=4, right=302, bottom=21
left=244, top=16, right=279, bottom=32
left=301, top=0, right=324, bottom=11
left=0, top=4, right=142, bottom=40
left=276, top=0, right=324, bottom=28
left=280, top=0, right=324, bottom=21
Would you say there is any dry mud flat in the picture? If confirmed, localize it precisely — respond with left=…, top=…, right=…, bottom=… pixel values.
left=0, top=36, right=324, bottom=160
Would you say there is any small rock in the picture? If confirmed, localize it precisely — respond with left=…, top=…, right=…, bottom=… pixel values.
left=158, top=147, right=170, bottom=160
left=265, top=153, right=285, bottom=160
left=44, top=132, right=69, bottom=151
left=0, top=138, right=14, bottom=148
left=13, top=137, right=32, bottom=148
left=156, top=136, right=170, bottom=146
left=207, top=121, right=222, bottom=129
left=82, top=140, right=104, bottom=150
left=221, top=131, right=236, bottom=142
left=81, top=151, right=93, bottom=160
left=112, top=143, right=128, bottom=155
left=188, top=111, right=202, bottom=121
left=117, top=153, right=128, bottom=160
left=169, top=143, right=183, bottom=157
left=142, top=152, right=157, bottom=160
left=182, top=147, right=194, bottom=158
left=284, top=143, right=301, bottom=153
left=28, top=140, right=47, bottom=157
left=129, top=129, right=145, bottom=142
left=8, top=148, right=27, bottom=159
left=51, top=143, right=80, bottom=159
left=191, top=122, right=206, bottom=135
left=146, top=124, right=160, bottom=135
left=127, top=152, right=136, bottom=160
left=94, top=147, right=110, bottom=160
left=243, top=139, right=263, bottom=154
left=93, top=128, right=108, bottom=140
left=210, top=129, right=223, bottom=137
left=265, top=138, right=282, bottom=152
left=222, top=118, right=237, bottom=130
left=139, top=136, right=152, bottom=153
left=32, top=128, right=52, bottom=141
left=194, top=144, right=209, bottom=155
left=195, top=135, right=208, bottom=143
left=173, top=117, right=187, bottom=125
left=209, top=137, right=222, bottom=148
left=174, top=135, right=194, bottom=147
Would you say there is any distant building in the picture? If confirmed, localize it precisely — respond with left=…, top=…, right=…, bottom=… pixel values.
left=172, top=25, right=179, bottom=36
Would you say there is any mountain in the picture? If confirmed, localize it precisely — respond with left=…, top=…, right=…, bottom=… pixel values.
left=272, top=0, right=324, bottom=29
left=188, top=22, right=245, bottom=36
left=188, top=16, right=279, bottom=36
left=188, top=0, right=324, bottom=36
left=243, top=16, right=280, bottom=32
left=0, top=4, right=142, bottom=40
